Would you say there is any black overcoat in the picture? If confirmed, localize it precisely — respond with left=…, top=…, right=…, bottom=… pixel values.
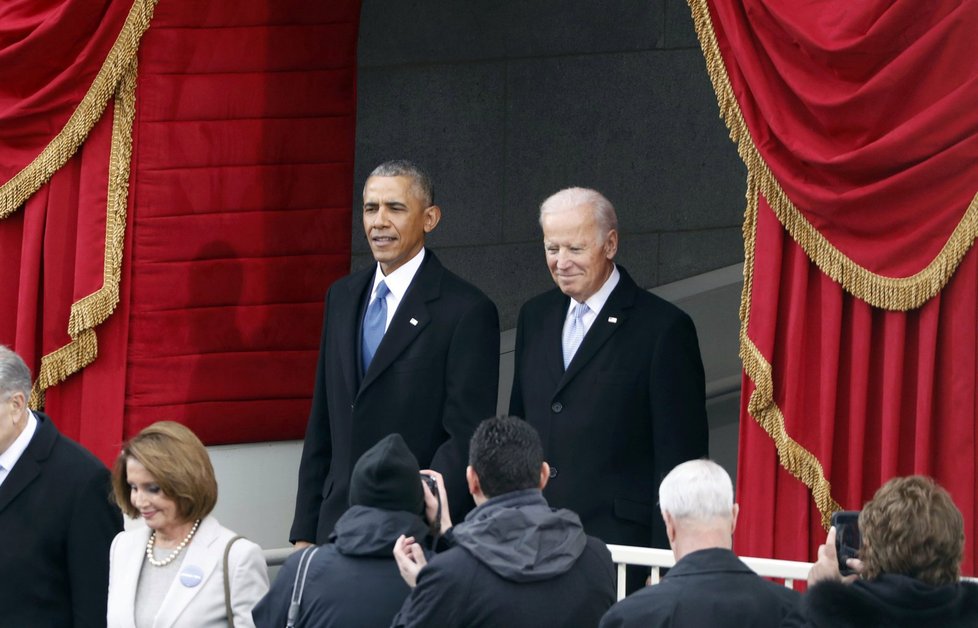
left=291, top=251, right=499, bottom=543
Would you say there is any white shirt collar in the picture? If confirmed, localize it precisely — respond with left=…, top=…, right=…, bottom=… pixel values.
left=566, top=264, right=620, bottom=318
left=0, top=410, right=38, bottom=477
left=370, top=247, right=425, bottom=303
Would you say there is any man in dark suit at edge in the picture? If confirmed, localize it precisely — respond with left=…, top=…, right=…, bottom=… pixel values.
left=509, top=187, right=708, bottom=589
left=291, top=160, right=500, bottom=547
left=0, top=345, right=122, bottom=627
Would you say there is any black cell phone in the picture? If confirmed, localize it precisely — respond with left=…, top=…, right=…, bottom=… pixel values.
left=420, top=473, right=442, bottom=540
left=831, top=510, right=861, bottom=574
left=420, top=473, right=438, bottom=496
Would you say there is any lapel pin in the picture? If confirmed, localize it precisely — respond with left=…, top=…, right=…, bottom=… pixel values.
left=179, top=564, right=204, bottom=588
left=607, top=317, right=618, bottom=324
left=409, top=318, right=419, bottom=326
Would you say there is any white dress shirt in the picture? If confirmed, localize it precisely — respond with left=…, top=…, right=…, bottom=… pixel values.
left=367, top=247, right=426, bottom=332
left=563, top=265, right=621, bottom=335
left=0, top=410, right=38, bottom=488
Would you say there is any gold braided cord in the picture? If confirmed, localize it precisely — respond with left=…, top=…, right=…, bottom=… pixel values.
left=741, top=332, right=844, bottom=530
left=20, top=0, right=157, bottom=406
left=0, top=0, right=157, bottom=220
left=737, top=173, right=842, bottom=530
left=67, top=62, right=137, bottom=338
left=29, top=61, right=139, bottom=408
left=687, top=0, right=845, bottom=528
left=686, top=0, right=978, bottom=312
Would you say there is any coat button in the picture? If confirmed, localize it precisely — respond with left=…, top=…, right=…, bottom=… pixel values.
left=549, top=466, right=558, bottom=479
left=551, top=401, right=563, bottom=413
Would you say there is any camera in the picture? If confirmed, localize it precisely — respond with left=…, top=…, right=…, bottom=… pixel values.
left=831, top=510, right=861, bottom=575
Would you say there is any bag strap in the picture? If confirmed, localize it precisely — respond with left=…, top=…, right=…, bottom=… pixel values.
left=287, top=546, right=321, bottom=628
left=223, top=535, right=245, bottom=628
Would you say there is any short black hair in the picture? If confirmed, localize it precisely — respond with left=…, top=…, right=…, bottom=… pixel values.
left=368, top=160, right=435, bottom=207
left=469, top=415, right=543, bottom=498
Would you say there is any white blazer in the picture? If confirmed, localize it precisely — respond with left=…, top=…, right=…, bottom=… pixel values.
left=107, top=515, right=269, bottom=628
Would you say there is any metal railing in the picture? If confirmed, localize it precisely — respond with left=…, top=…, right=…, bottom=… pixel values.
left=262, top=544, right=813, bottom=601
left=605, top=545, right=812, bottom=600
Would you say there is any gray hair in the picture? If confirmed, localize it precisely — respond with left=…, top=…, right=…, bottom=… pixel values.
left=659, top=459, right=734, bottom=522
left=368, top=160, right=435, bottom=207
left=0, top=346, right=32, bottom=401
left=539, top=187, right=618, bottom=242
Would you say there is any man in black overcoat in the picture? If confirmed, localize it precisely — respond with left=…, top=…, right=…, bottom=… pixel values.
left=290, top=161, right=499, bottom=546
left=509, top=187, right=709, bottom=562
left=0, top=345, right=122, bottom=627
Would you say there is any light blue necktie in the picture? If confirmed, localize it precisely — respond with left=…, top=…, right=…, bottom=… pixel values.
left=361, top=281, right=390, bottom=373
left=562, top=301, right=590, bottom=369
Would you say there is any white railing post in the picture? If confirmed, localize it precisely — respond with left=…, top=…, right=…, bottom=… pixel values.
left=616, top=563, right=628, bottom=601
left=605, top=544, right=812, bottom=593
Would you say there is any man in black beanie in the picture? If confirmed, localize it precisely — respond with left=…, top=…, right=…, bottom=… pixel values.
left=254, top=433, right=433, bottom=627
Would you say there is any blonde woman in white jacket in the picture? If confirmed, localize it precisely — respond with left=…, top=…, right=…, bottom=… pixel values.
left=106, top=421, right=268, bottom=627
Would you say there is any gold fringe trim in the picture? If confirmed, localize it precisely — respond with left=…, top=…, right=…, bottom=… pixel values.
left=735, top=172, right=842, bottom=529
left=29, top=61, right=139, bottom=408
left=0, top=0, right=157, bottom=220
left=29, top=330, right=98, bottom=408
left=67, top=63, right=137, bottom=339
left=16, top=0, right=159, bottom=406
left=686, top=0, right=978, bottom=312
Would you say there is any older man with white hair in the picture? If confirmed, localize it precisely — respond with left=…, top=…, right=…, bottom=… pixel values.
left=0, top=345, right=122, bottom=627
left=599, top=459, right=799, bottom=627
left=510, top=188, right=708, bottom=593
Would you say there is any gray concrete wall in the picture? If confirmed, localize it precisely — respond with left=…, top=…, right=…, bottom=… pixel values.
left=352, top=0, right=747, bottom=328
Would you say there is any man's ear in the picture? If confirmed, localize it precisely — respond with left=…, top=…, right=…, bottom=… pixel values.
left=603, top=228, right=619, bottom=259
left=7, top=390, right=26, bottom=416
left=730, top=503, right=740, bottom=536
left=423, top=205, right=442, bottom=233
left=466, top=465, right=480, bottom=497
left=663, top=510, right=677, bottom=546
left=539, top=462, right=550, bottom=490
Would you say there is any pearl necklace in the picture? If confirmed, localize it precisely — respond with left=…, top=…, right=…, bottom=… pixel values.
left=145, top=519, right=200, bottom=567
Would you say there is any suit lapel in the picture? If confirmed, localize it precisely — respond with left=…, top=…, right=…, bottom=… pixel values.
left=153, top=517, right=223, bottom=628
left=116, top=527, right=152, bottom=627
left=0, top=413, right=55, bottom=515
left=339, top=268, right=374, bottom=397
left=542, top=292, right=570, bottom=386
left=357, top=253, right=441, bottom=396
left=557, top=269, right=636, bottom=393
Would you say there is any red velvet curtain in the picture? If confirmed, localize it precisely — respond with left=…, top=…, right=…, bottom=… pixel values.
left=689, top=0, right=978, bottom=575
left=0, top=0, right=360, bottom=464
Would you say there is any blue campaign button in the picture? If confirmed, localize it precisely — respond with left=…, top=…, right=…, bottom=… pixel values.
left=179, top=564, right=204, bottom=588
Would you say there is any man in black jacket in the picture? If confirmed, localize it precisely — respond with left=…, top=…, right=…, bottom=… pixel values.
left=254, top=433, right=432, bottom=628
left=600, top=459, right=798, bottom=628
left=0, top=345, right=122, bottom=628
left=291, top=160, right=499, bottom=547
left=392, top=415, right=616, bottom=628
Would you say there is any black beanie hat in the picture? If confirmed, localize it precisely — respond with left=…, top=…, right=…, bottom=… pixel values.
left=349, top=433, right=424, bottom=514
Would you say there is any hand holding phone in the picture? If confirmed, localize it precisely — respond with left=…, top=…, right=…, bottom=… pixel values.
left=831, top=510, right=862, bottom=575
